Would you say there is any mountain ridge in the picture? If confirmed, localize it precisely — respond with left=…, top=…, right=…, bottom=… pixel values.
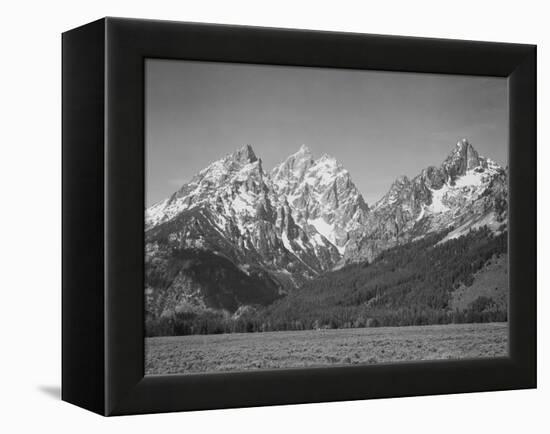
left=145, top=139, right=507, bottom=319
left=344, top=138, right=507, bottom=262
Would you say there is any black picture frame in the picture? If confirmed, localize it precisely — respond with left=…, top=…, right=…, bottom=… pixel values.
left=62, top=17, right=536, bottom=416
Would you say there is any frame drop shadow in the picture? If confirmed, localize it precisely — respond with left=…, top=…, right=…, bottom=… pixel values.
left=38, top=385, right=61, bottom=400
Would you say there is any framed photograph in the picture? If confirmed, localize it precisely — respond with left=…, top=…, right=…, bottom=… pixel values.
left=62, top=17, right=536, bottom=416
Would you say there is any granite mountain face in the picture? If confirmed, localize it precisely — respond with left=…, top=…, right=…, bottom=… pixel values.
left=145, top=139, right=507, bottom=319
left=344, top=139, right=508, bottom=262
left=271, top=145, right=370, bottom=255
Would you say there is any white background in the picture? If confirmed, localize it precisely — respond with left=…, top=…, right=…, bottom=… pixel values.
left=0, top=0, right=546, bottom=432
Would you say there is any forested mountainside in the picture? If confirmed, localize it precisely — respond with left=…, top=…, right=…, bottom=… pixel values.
left=146, top=227, right=508, bottom=336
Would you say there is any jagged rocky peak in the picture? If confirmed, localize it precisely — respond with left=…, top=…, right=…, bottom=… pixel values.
left=146, top=144, right=268, bottom=230
left=442, top=138, right=484, bottom=180
left=347, top=138, right=508, bottom=264
left=392, top=175, right=411, bottom=187
left=146, top=143, right=351, bottom=288
left=297, top=143, right=312, bottom=155
left=271, top=144, right=315, bottom=191
left=420, top=165, right=446, bottom=190
left=309, top=153, right=348, bottom=181
left=231, top=144, right=258, bottom=164
left=191, top=144, right=261, bottom=184
left=269, top=145, right=370, bottom=253
left=193, top=145, right=263, bottom=190
left=271, top=145, right=348, bottom=185
left=380, top=175, right=412, bottom=203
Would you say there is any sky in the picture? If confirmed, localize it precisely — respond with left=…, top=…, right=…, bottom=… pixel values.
left=146, top=59, right=507, bottom=207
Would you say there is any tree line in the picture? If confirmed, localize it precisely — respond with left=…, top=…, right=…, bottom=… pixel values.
left=146, top=226, right=508, bottom=337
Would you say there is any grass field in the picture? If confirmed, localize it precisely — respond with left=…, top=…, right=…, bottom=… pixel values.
left=145, top=322, right=508, bottom=375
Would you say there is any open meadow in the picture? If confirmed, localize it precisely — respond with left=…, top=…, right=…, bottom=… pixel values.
left=145, top=322, right=508, bottom=375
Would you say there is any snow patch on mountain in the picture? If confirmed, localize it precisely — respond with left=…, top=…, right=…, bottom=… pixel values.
left=428, top=185, right=450, bottom=213
left=308, top=217, right=345, bottom=253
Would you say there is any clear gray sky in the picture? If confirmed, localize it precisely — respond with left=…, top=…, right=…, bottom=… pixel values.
left=146, top=59, right=507, bottom=207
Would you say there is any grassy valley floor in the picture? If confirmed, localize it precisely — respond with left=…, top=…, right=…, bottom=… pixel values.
left=145, top=322, right=508, bottom=375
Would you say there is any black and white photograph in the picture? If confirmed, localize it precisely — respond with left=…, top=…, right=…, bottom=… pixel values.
left=144, top=59, right=509, bottom=375
left=0, top=0, right=543, bottom=428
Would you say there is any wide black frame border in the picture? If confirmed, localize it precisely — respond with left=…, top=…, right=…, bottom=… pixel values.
left=63, top=17, right=536, bottom=416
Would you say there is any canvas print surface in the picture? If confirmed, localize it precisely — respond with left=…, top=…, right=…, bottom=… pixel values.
left=144, top=59, right=508, bottom=375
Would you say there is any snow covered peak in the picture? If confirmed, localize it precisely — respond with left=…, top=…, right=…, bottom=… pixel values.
left=230, top=144, right=258, bottom=164
left=456, top=137, right=471, bottom=149
left=317, top=153, right=338, bottom=164
left=393, top=175, right=410, bottom=186
left=279, top=144, right=313, bottom=165
left=443, top=138, right=481, bottom=173
left=272, top=147, right=349, bottom=195
left=192, top=145, right=261, bottom=185
left=271, top=146, right=315, bottom=190
left=305, top=154, right=347, bottom=186
left=145, top=145, right=267, bottom=230
left=452, top=138, right=477, bottom=157
left=146, top=144, right=349, bottom=288
left=483, top=157, right=502, bottom=172
left=297, top=144, right=312, bottom=155
left=288, top=145, right=314, bottom=164
left=367, top=137, right=507, bottom=255
left=351, top=139, right=507, bottom=264
left=269, top=146, right=369, bottom=254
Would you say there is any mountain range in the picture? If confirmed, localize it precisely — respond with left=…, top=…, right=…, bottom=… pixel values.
left=145, top=139, right=508, bottom=321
